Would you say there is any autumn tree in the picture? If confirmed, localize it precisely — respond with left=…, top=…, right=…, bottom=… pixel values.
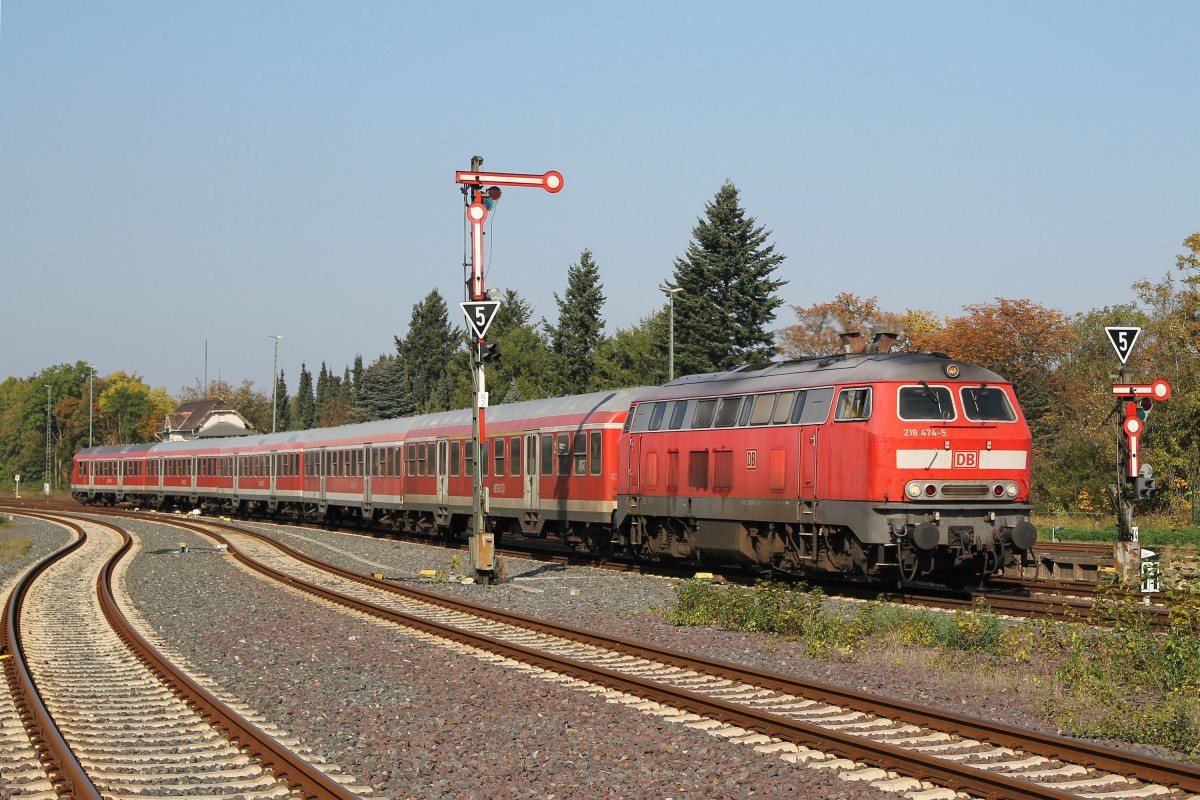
left=920, top=298, right=1076, bottom=428
left=778, top=293, right=906, bottom=357
left=670, top=181, right=787, bottom=375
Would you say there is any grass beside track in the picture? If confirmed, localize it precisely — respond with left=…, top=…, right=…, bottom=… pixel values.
left=662, top=579, right=1200, bottom=759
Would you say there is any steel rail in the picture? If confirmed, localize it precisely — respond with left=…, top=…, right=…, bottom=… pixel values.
left=4, top=508, right=359, bottom=800
left=0, top=512, right=103, bottom=799
left=161, top=517, right=1193, bottom=800
left=56, top=507, right=1200, bottom=794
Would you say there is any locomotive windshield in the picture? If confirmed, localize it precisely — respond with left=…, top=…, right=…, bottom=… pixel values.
left=959, top=386, right=1017, bottom=422
left=898, top=385, right=956, bottom=421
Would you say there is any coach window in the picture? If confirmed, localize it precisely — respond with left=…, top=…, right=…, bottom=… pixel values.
left=573, top=432, right=587, bottom=475
left=749, top=394, right=776, bottom=425
left=417, top=443, right=427, bottom=476
left=407, top=444, right=417, bottom=476
left=356, top=450, right=364, bottom=477
left=773, top=392, right=796, bottom=424
left=959, top=386, right=1017, bottom=422
left=738, top=396, right=754, bottom=426
left=557, top=432, right=572, bottom=476
left=510, top=436, right=521, bottom=476
left=898, top=385, right=956, bottom=421
left=835, top=388, right=872, bottom=421
left=480, top=441, right=489, bottom=477
left=668, top=400, right=689, bottom=430
left=494, top=437, right=505, bottom=476
left=692, top=398, right=717, bottom=429
left=715, top=396, right=742, bottom=428
left=450, top=441, right=461, bottom=477
left=648, top=402, right=667, bottom=431
left=590, top=431, right=602, bottom=475
left=466, top=442, right=477, bottom=477
left=541, top=434, right=554, bottom=476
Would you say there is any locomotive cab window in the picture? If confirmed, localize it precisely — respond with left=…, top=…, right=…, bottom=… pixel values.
left=835, top=388, right=872, bottom=421
left=960, top=386, right=1017, bottom=422
left=898, top=385, right=957, bottom=421
left=648, top=402, right=667, bottom=431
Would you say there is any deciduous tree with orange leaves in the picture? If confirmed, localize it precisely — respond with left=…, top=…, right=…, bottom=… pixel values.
left=918, top=298, right=1077, bottom=441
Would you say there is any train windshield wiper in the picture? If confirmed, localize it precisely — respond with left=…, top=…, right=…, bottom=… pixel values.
left=919, top=380, right=947, bottom=420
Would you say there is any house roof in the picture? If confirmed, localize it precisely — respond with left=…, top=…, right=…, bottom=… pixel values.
left=155, top=397, right=254, bottom=438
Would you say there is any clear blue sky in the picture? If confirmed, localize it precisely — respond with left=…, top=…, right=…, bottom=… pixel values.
left=2, top=2, right=1197, bottom=396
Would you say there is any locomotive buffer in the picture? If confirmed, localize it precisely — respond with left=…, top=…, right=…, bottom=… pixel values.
left=455, top=156, right=563, bottom=584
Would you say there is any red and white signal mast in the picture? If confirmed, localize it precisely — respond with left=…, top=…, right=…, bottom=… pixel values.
left=1105, top=326, right=1170, bottom=554
left=455, top=156, right=563, bottom=583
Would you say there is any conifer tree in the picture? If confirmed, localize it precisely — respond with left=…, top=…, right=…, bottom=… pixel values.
left=291, top=363, right=315, bottom=430
left=670, top=181, right=787, bottom=375
left=356, top=355, right=413, bottom=420
left=546, top=249, right=607, bottom=394
left=395, top=289, right=461, bottom=413
left=273, top=369, right=290, bottom=432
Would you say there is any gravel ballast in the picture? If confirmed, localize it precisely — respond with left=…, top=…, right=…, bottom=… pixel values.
left=5, top=513, right=1189, bottom=798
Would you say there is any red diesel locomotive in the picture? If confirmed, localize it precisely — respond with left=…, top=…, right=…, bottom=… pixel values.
left=72, top=349, right=1037, bottom=585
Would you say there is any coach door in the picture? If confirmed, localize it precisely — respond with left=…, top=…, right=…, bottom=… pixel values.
left=435, top=438, right=450, bottom=505
left=523, top=432, right=540, bottom=511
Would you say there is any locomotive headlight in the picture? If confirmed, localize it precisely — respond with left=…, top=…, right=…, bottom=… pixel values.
left=1006, top=481, right=1019, bottom=498
left=906, top=481, right=922, bottom=498
left=944, top=363, right=960, bottom=378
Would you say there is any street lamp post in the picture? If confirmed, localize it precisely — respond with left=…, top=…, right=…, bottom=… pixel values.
left=269, top=335, right=283, bottom=433
left=659, top=283, right=683, bottom=380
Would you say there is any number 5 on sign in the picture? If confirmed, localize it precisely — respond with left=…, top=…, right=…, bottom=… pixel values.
left=460, top=301, right=500, bottom=340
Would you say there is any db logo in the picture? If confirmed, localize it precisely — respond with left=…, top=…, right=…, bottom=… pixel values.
left=952, top=451, right=979, bottom=468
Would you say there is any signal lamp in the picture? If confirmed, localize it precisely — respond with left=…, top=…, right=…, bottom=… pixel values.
left=482, top=185, right=502, bottom=211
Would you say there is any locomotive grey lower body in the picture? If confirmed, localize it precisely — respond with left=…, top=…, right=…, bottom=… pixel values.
left=614, top=494, right=1037, bottom=586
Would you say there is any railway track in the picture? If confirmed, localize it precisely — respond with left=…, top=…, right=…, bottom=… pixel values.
left=10, top=498, right=1176, bottom=630
left=0, top=509, right=368, bottom=798
left=83, top=510, right=1200, bottom=800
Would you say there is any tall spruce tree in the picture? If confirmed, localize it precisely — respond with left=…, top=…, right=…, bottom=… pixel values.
left=395, top=288, right=461, bottom=413
left=291, top=363, right=315, bottom=430
left=273, top=369, right=290, bottom=432
left=546, top=249, right=607, bottom=394
left=670, top=181, right=787, bottom=375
